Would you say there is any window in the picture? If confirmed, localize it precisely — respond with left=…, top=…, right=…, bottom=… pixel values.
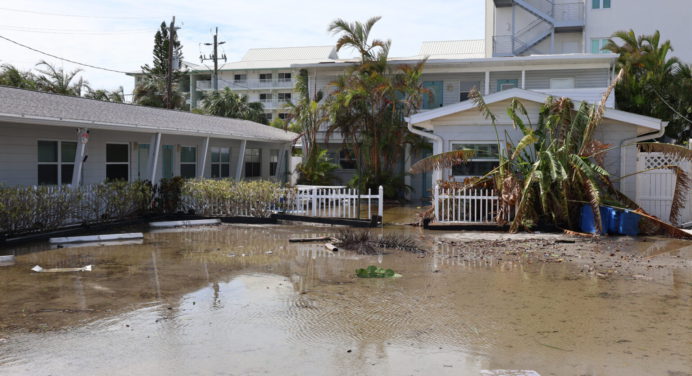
left=180, top=146, right=196, bottom=178
left=137, top=144, right=149, bottom=180
left=460, top=81, right=480, bottom=102
left=37, top=140, right=76, bottom=185
left=451, top=143, right=500, bottom=177
left=278, top=72, right=291, bottom=82
left=278, top=113, right=289, bottom=120
left=234, top=74, right=247, bottom=83
left=278, top=92, right=291, bottom=103
left=106, top=143, right=129, bottom=181
left=422, top=81, right=443, bottom=109
left=244, top=148, right=261, bottom=177
left=591, top=38, right=610, bottom=54
left=264, top=113, right=273, bottom=122
left=496, top=79, right=518, bottom=92
left=211, top=146, right=231, bottom=178
left=592, top=0, right=610, bottom=9
left=339, top=149, right=356, bottom=170
left=270, top=149, right=279, bottom=176
left=259, top=93, right=272, bottom=103
left=259, top=73, right=272, bottom=82
left=550, top=77, right=575, bottom=89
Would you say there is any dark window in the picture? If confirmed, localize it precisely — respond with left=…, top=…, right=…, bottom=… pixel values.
left=278, top=72, right=291, bottom=82
left=278, top=93, right=291, bottom=103
left=451, top=143, right=500, bottom=177
left=422, top=81, right=443, bottom=109
left=339, top=149, right=356, bottom=170
left=38, top=165, right=58, bottom=185
left=37, top=140, right=76, bottom=185
left=210, top=147, right=230, bottom=178
left=270, top=149, right=279, bottom=176
left=460, top=81, right=480, bottom=102
left=180, top=146, right=196, bottom=178
left=259, top=73, right=272, bottom=82
left=278, top=113, right=289, bottom=120
left=106, top=143, right=129, bottom=181
left=244, top=148, right=261, bottom=177
left=234, top=74, right=247, bottom=82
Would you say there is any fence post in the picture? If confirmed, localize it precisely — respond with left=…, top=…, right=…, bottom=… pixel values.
left=434, top=185, right=439, bottom=222
left=311, top=187, right=317, bottom=216
left=378, top=185, right=384, bottom=223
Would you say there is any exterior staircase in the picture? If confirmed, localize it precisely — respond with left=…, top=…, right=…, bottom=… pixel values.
left=493, top=0, right=585, bottom=56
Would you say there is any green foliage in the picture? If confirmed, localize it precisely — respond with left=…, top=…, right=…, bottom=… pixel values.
left=133, top=75, right=185, bottom=109
left=347, top=170, right=410, bottom=200
left=141, top=21, right=184, bottom=79
left=34, top=60, right=88, bottom=96
left=157, top=177, right=185, bottom=214
left=181, top=179, right=286, bottom=217
left=0, top=64, right=37, bottom=89
left=200, top=88, right=267, bottom=124
left=605, top=30, right=692, bottom=142
left=84, top=87, right=125, bottom=103
left=296, top=149, right=339, bottom=185
left=355, top=265, right=401, bottom=278
left=0, top=181, right=154, bottom=236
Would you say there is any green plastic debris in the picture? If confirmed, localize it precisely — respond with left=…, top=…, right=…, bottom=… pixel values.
left=355, top=265, right=402, bottom=278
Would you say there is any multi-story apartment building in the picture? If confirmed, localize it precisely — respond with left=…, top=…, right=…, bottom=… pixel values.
left=485, top=0, right=691, bottom=62
left=187, top=46, right=339, bottom=122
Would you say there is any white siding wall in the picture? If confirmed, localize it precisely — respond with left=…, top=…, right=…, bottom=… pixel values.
left=525, top=68, right=610, bottom=89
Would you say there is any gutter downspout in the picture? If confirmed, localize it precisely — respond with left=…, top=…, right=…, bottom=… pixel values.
left=619, top=121, right=667, bottom=195
left=407, top=120, right=444, bottom=185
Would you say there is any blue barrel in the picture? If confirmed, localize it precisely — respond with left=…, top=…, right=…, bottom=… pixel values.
left=618, top=210, right=640, bottom=236
left=580, top=205, right=608, bottom=234
left=604, top=207, right=620, bottom=234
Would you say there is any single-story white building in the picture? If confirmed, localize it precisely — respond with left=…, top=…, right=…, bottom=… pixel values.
left=0, top=86, right=297, bottom=186
left=406, top=88, right=667, bottom=201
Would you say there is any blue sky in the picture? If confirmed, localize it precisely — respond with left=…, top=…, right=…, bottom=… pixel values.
left=0, top=0, right=485, bottom=97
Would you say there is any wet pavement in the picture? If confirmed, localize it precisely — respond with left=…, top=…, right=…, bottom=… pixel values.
left=0, top=224, right=690, bottom=376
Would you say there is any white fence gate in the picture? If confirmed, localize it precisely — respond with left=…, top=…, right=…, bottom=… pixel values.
left=286, top=185, right=384, bottom=220
left=433, top=186, right=512, bottom=224
left=636, top=152, right=692, bottom=225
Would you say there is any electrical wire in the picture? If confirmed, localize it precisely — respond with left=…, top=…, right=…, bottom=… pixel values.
left=0, top=25, right=152, bottom=35
left=0, top=6, right=161, bottom=20
left=0, top=34, right=129, bottom=74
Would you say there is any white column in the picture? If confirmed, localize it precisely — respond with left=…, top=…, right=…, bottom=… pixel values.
left=484, top=71, right=490, bottom=95
left=521, top=70, right=526, bottom=89
left=198, top=136, right=210, bottom=178
left=147, top=133, right=162, bottom=182
left=71, top=128, right=88, bottom=186
left=235, top=139, right=247, bottom=181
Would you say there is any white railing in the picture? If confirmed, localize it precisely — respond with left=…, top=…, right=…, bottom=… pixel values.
left=433, top=185, right=513, bottom=224
left=196, top=79, right=294, bottom=91
left=285, top=185, right=384, bottom=220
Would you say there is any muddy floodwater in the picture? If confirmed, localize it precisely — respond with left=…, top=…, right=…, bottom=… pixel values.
left=0, top=224, right=690, bottom=376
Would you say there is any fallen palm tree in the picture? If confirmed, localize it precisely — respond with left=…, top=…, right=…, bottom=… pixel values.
left=334, top=228, right=425, bottom=254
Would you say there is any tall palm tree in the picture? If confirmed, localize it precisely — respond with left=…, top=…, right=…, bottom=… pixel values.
left=133, top=76, right=184, bottom=109
left=34, top=60, right=87, bottom=96
left=84, top=86, right=125, bottom=103
left=200, top=88, right=267, bottom=124
left=327, top=16, right=389, bottom=62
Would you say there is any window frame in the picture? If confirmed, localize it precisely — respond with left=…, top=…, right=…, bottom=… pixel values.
left=549, top=77, right=576, bottom=89
left=105, top=142, right=130, bottom=182
left=277, top=92, right=292, bottom=103
left=244, top=148, right=262, bottom=178
left=259, top=73, right=273, bottom=83
left=496, top=79, right=519, bottom=92
left=338, top=148, right=357, bottom=170
left=210, top=146, right=231, bottom=179
left=278, top=72, right=292, bottom=82
left=259, top=93, right=273, bottom=103
left=460, top=80, right=481, bottom=102
left=422, top=80, right=443, bottom=109
left=590, top=38, right=610, bottom=54
left=449, top=141, right=501, bottom=179
left=269, top=149, right=279, bottom=176
left=234, top=74, right=247, bottom=83
left=37, top=139, right=77, bottom=186
left=179, top=145, right=197, bottom=179
left=592, top=0, right=610, bottom=9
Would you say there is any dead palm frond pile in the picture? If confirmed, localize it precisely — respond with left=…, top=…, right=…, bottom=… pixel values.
left=335, top=229, right=426, bottom=254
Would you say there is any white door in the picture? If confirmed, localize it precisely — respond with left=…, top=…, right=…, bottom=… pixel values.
left=636, top=152, right=692, bottom=225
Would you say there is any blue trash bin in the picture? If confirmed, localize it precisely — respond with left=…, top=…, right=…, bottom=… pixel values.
left=580, top=205, right=608, bottom=235
left=618, top=210, right=640, bottom=236
left=604, top=207, right=620, bottom=234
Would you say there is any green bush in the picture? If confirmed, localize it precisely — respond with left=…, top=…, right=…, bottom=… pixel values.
left=181, top=179, right=287, bottom=218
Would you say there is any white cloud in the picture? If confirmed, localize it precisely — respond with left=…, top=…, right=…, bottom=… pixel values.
left=0, top=0, right=484, bottom=97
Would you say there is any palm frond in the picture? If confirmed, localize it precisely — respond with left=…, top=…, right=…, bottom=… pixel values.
left=409, top=150, right=475, bottom=174
left=638, top=142, right=692, bottom=161
left=666, top=166, right=690, bottom=224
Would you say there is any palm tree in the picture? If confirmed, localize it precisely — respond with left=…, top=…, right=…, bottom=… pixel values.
left=133, top=76, right=184, bottom=109
left=84, top=86, right=125, bottom=103
left=327, top=16, right=389, bottom=62
left=0, top=64, right=37, bottom=89
left=200, top=88, right=267, bottom=124
left=34, top=60, right=87, bottom=96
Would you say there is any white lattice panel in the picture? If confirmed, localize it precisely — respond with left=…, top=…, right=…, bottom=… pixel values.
left=636, top=152, right=692, bottom=225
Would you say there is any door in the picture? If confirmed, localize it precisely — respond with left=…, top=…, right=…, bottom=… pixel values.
left=137, top=144, right=149, bottom=180
left=422, top=81, right=444, bottom=109
left=162, top=145, right=174, bottom=179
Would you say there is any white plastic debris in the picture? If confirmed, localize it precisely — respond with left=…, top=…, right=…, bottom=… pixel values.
left=31, top=265, right=93, bottom=273
left=480, top=371, right=541, bottom=376
left=49, top=233, right=143, bottom=244
left=149, top=219, right=221, bottom=228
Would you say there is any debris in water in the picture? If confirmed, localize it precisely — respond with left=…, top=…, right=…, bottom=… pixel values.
left=324, top=243, right=338, bottom=252
left=356, top=265, right=401, bottom=278
left=289, top=236, right=335, bottom=243
left=31, top=265, right=92, bottom=273
left=335, top=229, right=426, bottom=255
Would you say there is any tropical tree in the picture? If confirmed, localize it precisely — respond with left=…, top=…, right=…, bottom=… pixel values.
left=34, top=60, right=87, bottom=96
left=0, top=64, right=37, bottom=89
left=84, top=86, right=125, bottom=103
left=604, top=30, right=692, bottom=142
left=133, top=75, right=184, bottom=109
left=325, top=17, right=429, bottom=197
left=200, top=88, right=267, bottom=124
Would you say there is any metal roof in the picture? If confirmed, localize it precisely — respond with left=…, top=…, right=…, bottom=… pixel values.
left=0, top=86, right=296, bottom=142
left=418, top=40, right=485, bottom=59
left=217, top=46, right=339, bottom=70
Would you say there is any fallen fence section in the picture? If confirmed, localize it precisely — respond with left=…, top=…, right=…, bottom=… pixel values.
left=149, top=219, right=221, bottom=228
left=433, top=186, right=513, bottom=225
left=49, top=232, right=144, bottom=244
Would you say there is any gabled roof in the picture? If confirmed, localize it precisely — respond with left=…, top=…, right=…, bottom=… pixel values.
left=0, top=86, right=296, bottom=142
left=407, top=88, right=664, bottom=130
left=418, top=40, right=485, bottom=59
left=217, top=46, right=339, bottom=70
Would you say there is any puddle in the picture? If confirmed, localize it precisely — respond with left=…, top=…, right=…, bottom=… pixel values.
left=0, top=225, right=690, bottom=376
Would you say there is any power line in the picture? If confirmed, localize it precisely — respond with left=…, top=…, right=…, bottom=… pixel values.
left=0, top=25, right=152, bottom=35
left=0, top=34, right=129, bottom=74
left=0, top=6, right=161, bottom=20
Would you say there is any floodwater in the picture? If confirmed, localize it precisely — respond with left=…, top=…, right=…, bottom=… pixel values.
left=0, top=225, right=690, bottom=376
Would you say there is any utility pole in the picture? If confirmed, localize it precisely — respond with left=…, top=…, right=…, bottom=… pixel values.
left=200, top=27, right=227, bottom=92
left=165, top=16, right=179, bottom=109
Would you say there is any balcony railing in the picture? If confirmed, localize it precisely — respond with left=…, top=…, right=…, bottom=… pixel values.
left=196, top=79, right=294, bottom=91
left=258, top=99, right=294, bottom=109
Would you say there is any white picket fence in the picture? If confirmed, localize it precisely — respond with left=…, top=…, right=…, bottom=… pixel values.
left=635, top=152, right=692, bottom=225
left=433, top=185, right=512, bottom=224
left=285, top=185, right=384, bottom=220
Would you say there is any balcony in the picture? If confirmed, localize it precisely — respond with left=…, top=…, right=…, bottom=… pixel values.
left=196, top=78, right=295, bottom=91
left=259, top=99, right=293, bottom=110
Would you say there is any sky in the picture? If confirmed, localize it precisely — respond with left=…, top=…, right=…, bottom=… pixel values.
left=0, top=0, right=485, bottom=97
